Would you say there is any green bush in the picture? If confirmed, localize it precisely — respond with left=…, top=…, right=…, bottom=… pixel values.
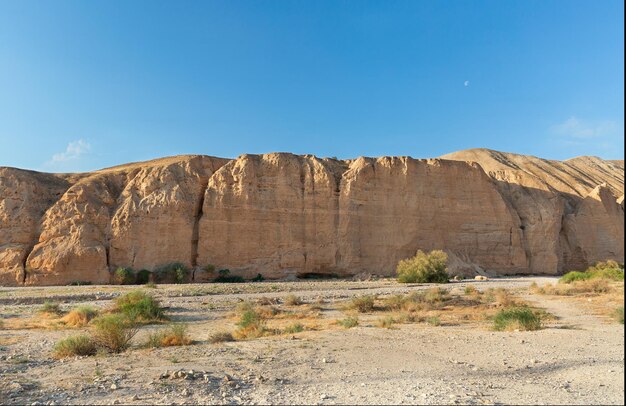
left=114, top=267, right=136, bottom=285
left=136, top=269, right=151, bottom=284
left=113, top=290, right=165, bottom=323
left=153, top=263, right=188, bottom=283
left=251, top=273, right=265, bottom=282
left=560, top=261, right=624, bottom=284
left=426, top=316, right=441, bottom=326
left=213, top=269, right=245, bottom=283
left=493, top=307, right=542, bottom=331
left=53, top=335, right=97, bottom=358
left=237, top=309, right=261, bottom=329
left=396, top=250, right=449, bottom=283
left=91, top=314, right=138, bottom=353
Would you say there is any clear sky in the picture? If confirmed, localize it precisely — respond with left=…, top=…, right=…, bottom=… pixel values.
left=0, top=0, right=623, bottom=172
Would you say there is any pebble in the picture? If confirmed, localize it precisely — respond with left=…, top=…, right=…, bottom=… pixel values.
left=110, top=384, right=117, bottom=390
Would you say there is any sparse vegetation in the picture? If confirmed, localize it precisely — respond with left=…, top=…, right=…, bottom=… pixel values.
left=153, top=263, right=189, bottom=283
left=39, top=301, right=63, bottom=316
left=113, top=290, right=165, bottom=323
left=208, top=331, right=234, bottom=344
left=52, top=335, right=97, bottom=358
left=175, top=267, right=190, bottom=284
left=396, top=250, right=449, bottom=283
left=251, top=273, right=265, bottom=282
left=136, top=269, right=151, bottom=284
left=283, top=322, right=305, bottom=334
left=337, top=316, right=359, bottom=328
left=493, top=307, right=542, bottom=331
left=560, top=260, right=624, bottom=284
left=145, top=324, right=192, bottom=347
left=114, top=267, right=135, bottom=285
left=614, top=307, right=624, bottom=324
left=62, top=306, right=99, bottom=327
left=91, top=314, right=138, bottom=353
left=347, top=296, right=376, bottom=313
left=284, top=294, right=303, bottom=306
left=426, top=316, right=441, bottom=326
left=377, top=316, right=395, bottom=328
left=213, top=269, right=245, bottom=283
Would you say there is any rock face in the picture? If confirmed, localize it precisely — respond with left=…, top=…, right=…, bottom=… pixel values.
left=0, top=149, right=623, bottom=285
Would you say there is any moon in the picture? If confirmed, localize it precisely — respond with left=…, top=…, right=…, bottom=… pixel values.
left=464, top=80, right=470, bottom=87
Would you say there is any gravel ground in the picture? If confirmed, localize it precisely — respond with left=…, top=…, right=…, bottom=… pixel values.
left=0, top=277, right=623, bottom=405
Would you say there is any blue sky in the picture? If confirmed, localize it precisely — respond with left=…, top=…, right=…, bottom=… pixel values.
left=0, top=0, right=623, bottom=172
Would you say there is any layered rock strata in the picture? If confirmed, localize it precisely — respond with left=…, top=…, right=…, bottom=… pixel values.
left=0, top=149, right=623, bottom=285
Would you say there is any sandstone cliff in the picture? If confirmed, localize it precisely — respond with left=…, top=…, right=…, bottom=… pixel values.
left=0, top=149, right=623, bottom=285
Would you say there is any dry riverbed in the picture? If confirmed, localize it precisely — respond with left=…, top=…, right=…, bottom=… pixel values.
left=0, top=277, right=623, bottom=405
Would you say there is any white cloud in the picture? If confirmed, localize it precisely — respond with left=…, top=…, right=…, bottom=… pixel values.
left=550, top=116, right=617, bottom=139
left=50, top=139, right=91, bottom=163
left=464, top=80, right=470, bottom=87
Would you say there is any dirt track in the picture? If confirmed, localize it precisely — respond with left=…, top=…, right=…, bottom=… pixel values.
left=1, top=277, right=624, bottom=405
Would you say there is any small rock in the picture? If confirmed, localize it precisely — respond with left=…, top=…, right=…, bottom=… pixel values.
left=320, top=394, right=329, bottom=400
left=110, top=384, right=117, bottom=390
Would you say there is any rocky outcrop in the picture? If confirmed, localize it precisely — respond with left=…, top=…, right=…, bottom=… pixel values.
left=0, top=149, right=623, bottom=285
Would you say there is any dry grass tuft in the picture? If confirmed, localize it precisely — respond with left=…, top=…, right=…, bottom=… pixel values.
left=62, top=306, right=99, bottom=327
left=208, top=331, right=234, bottom=343
left=146, top=324, right=192, bottom=348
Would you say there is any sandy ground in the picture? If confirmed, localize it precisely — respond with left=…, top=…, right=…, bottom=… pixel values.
left=0, top=277, right=623, bottom=405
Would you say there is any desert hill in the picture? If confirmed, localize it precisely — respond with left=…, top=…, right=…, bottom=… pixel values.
left=0, top=149, right=623, bottom=286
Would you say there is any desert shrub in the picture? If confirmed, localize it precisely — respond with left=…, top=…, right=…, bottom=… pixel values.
left=283, top=323, right=304, bottom=334
left=559, top=271, right=591, bottom=284
left=347, top=296, right=376, bottom=313
left=145, top=324, right=191, bottom=348
left=175, top=267, right=190, bottom=284
left=91, top=314, right=138, bottom=353
left=113, top=290, right=164, bottom=323
left=68, top=281, right=92, bottom=286
left=384, top=294, right=407, bottom=311
left=136, top=269, right=151, bottom=284
left=423, top=287, right=449, bottom=303
left=114, top=267, right=135, bottom=285
left=397, top=250, right=449, bottom=283
left=213, top=269, right=245, bottom=283
left=464, top=285, right=479, bottom=296
left=377, top=316, right=395, bottom=328
left=63, top=306, right=99, bottom=327
left=493, top=307, right=542, bottom=331
left=39, top=301, right=63, bottom=315
left=53, top=335, right=97, bottom=358
left=208, top=331, right=234, bottom=344
left=426, top=316, right=441, bottom=326
left=560, top=261, right=624, bottom=284
left=284, top=294, right=303, bottom=306
left=204, top=264, right=216, bottom=274
left=614, top=307, right=624, bottom=324
left=237, top=309, right=261, bottom=329
left=251, top=273, right=265, bottom=282
left=145, top=282, right=157, bottom=289
left=153, top=263, right=188, bottom=283
left=337, top=316, right=359, bottom=328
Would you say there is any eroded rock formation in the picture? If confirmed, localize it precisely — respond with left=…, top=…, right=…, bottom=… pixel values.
left=0, top=149, right=623, bottom=285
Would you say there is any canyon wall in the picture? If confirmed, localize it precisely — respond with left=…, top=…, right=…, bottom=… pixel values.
left=0, top=149, right=623, bottom=285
